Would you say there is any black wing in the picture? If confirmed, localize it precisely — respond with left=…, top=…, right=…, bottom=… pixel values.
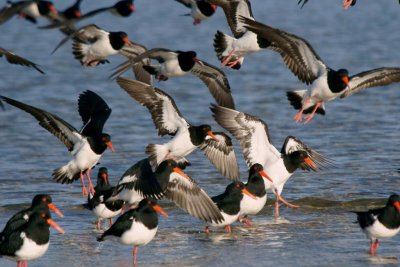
left=0, top=47, right=44, bottom=74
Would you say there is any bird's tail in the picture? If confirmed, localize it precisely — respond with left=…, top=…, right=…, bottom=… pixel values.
left=287, top=90, right=325, bottom=115
left=213, top=31, right=241, bottom=69
left=52, top=163, right=81, bottom=184
left=145, top=144, right=168, bottom=170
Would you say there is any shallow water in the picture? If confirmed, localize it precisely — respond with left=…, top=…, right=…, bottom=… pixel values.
left=0, top=0, right=400, bottom=266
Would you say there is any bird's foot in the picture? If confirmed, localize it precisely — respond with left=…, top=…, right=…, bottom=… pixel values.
left=193, top=19, right=201, bottom=25
left=239, top=216, right=252, bottom=226
left=204, top=226, right=210, bottom=234
left=343, top=0, right=353, bottom=9
left=293, top=111, right=303, bottom=123
left=224, top=225, right=232, bottom=233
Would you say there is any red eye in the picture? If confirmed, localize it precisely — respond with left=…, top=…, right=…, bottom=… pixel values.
left=168, top=162, right=171, bottom=167
left=147, top=200, right=151, bottom=205
left=42, top=197, right=47, bottom=202
left=41, top=213, right=46, bottom=218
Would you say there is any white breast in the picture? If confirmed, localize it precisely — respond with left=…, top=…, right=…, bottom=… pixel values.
left=159, top=58, right=187, bottom=77
left=90, top=36, right=119, bottom=58
left=233, top=31, right=262, bottom=56
left=22, top=3, right=41, bottom=18
left=14, top=233, right=49, bottom=261
left=365, top=219, right=400, bottom=240
left=263, top=160, right=291, bottom=195
left=309, top=73, right=339, bottom=103
left=240, top=194, right=267, bottom=216
left=119, top=221, right=157, bottom=246
left=168, top=130, right=197, bottom=158
left=72, top=139, right=102, bottom=170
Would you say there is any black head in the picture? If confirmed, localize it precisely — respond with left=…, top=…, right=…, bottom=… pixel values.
left=31, top=194, right=64, bottom=217
left=387, top=194, right=400, bottom=212
left=115, top=0, right=135, bottom=17
left=225, top=181, right=246, bottom=194
left=249, top=163, right=264, bottom=176
left=61, top=0, right=82, bottom=19
left=189, top=124, right=217, bottom=145
left=101, top=133, right=115, bottom=152
left=37, top=1, right=58, bottom=16
left=109, top=31, right=130, bottom=50
left=327, top=68, right=349, bottom=93
left=29, top=211, right=65, bottom=234
left=177, top=51, right=198, bottom=72
left=197, top=1, right=217, bottom=16
left=97, top=167, right=109, bottom=185
left=137, top=198, right=168, bottom=217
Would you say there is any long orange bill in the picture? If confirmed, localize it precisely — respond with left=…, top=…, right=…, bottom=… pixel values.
left=101, top=173, right=108, bottom=185
left=206, top=131, right=219, bottom=141
left=48, top=203, right=64, bottom=218
left=304, top=157, right=318, bottom=169
left=106, top=141, right=115, bottom=153
left=394, top=201, right=400, bottom=213
left=342, top=76, right=350, bottom=89
left=259, top=170, right=274, bottom=183
left=173, top=167, right=190, bottom=180
left=47, top=218, right=65, bottom=234
left=152, top=204, right=168, bottom=217
left=242, top=188, right=257, bottom=200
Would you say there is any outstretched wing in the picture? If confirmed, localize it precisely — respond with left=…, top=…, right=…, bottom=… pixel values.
left=0, top=47, right=44, bottom=74
left=1, top=96, right=82, bottom=151
left=200, top=132, right=240, bottom=181
left=239, top=16, right=327, bottom=85
left=78, top=90, right=112, bottom=136
left=165, top=172, right=224, bottom=223
left=116, top=77, right=188, bottom=136
left=340, top=67, right=400, bottom=98
left=191, top=60, right=235, bottom=109
left=210, top=104, right=280, bottom=167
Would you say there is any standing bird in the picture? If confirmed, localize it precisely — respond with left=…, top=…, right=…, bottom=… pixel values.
left=86, top=167, right=124, bottom=230
left=0, top=47, right=44, bottom=74
left=112, top=49, right=235, bottom=108
left=0, top=194, right=63, bottom=240
left=0, top=0, right=58, bottom=25
left=208, top=0, right=264, bottom=69
left=211, top=104, right=333, bottom=217
left=175, top=0, right=217, bottom=25
left=0, top=210, right=64, bottom=267
left=116, top=78, right=239, bottom=180
left=239, top=164, right=271, bottom=225
left=206, top=181, right=256, bottom=233
left=238, top=16, right=400, bottom=123
left=0, top=91, right=114, bottom=196
left=354, top=194, right=400, bottom=256
left=115, top=158, right=224, bottom=224
left=97, top=199, right=167, bottom=267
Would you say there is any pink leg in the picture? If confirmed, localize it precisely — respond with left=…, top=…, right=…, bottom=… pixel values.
left=95, top=218, right=101, bottom=231
left=239, top=215, right=252, bottom=226
left=293, top=97, right=311, bottom=123
left=276, top=191, right=300, bottom=209
left=17, top=261, right=21, bottom=267
left=224, top=225, right=232, bottom=233
left=370, top=240, right=379, bottom=256
left=133, top=246, right=138, bottom=267
left=204, top=226, right=210, bottom=234
left=193, top=19, right=201, bottom=25
left=343, top=0, right=353, bottom=9
left=226, top=57, right=242, bottom=69
left=108, top=218, right=113, bottom=226
left=85, top=169, right=96, bottom=195
left=221, top=48, right=237, bottom=66
left=303, top=102, right=322, bottom=124
left=275, top=199, right=280, bottom=218
left=80, top=172, right=88, bottom=196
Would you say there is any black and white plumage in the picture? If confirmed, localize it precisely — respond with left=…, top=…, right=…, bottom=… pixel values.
left=211, top=104, right=333, bottom=217
left=206, top=181, right=256, bottom=233
left=209, top=0, right=264, bottom=69
left=0, top=47, right=44, bottom=74
left=175, top=0, right=217, bottom=25
left=86, top=167, right=124, bottom=230
left=115, top=159, right=224, bottom=224
left=239, top=16, right=400, bottom=123
left=112, top=49, right=235, bottom=109
left=354, top=194, right=400, bottom=256
left=0, top=0, right=58, bottom=25
left=298, top=0, right=357, bottom=9
left=116, top=77, right=239, bottom=180
left=97, top=198, right=165, bottom=267
left=0, top=194, right=63, bottom=242
left=0, top=209, right=64, bottom=267
left=0, top=92, right=114, bottom=196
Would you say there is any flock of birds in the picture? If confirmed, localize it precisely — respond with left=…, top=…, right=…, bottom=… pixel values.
left=0, top=0, right=400, bottom=267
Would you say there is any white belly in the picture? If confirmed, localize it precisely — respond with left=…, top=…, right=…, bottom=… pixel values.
left=23, top=3, right=41, bottom=18
left=263, top=160, right=291, bottom=195
left=209, top=211, right=239, bottom=227
left=365, top=220, right=400, bottom=240
left=15, top=234, right=49, bottom=261
left=119, top=221, right=157, bottom=246
left=233, top=31, right=262, bottom=56
left=72, top=140, right=102, bottom=171
left=90, top=37, right=118, bottom=58
left=240, top=194, right=267, bottom=216
left=93, top=203, right=122, bottom=219
left=168, top=131, right=197, bottom=158
left=309, top=74, right=338, bottom=103
left=159, top=59, right=187, bottom=77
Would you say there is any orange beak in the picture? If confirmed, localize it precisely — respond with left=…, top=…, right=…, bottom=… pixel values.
left=394, top=201, right=400, bottom=213
left=342, top=76, right=350, bottom=89
left=173, top=167, right=190, bottom=180
left=207, top=131, right=219, bottom=141
left=48, top=203, right=64, bottom=218
left=304, top=157, right=317, bottom=169
left=101, top=173, right=108, bottom=185
left=122, top=37, right=133, bottom=46
left=242, top=188, right=257, bottom=200
left=47, top=218, right=65, bottom=234
left=106, top=141, right=115, bottom=153
left=259, top=170, right=274, bottom=183
left=152, top=204, right=168, bottom=217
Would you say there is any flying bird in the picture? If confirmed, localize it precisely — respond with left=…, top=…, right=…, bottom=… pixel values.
left=298, top=0, right=357, bottom=9
left=116, top=77, right=239, bottom=180
left=0, top=0, right=58, bottom=25
left=175, top=0, right=217, bottom=25
left=0, top=47, right=44, bottom=74
left=239, top=16, right=400, bottom=123
left=0, top=91, right=114, bottom=196
left=211, top=104, right=333, bottom=217
left=112, top=49, right=235, bottom=108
